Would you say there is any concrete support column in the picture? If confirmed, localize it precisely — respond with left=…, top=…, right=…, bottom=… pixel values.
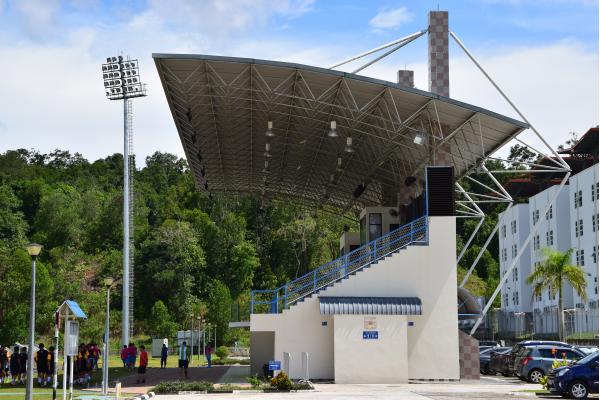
left=397, top=70, right=414, bottom=88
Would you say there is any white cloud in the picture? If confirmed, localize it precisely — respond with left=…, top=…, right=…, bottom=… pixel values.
left=369, top=7, right=413, bottom=30
left=13, top=0, right=60, bottom=39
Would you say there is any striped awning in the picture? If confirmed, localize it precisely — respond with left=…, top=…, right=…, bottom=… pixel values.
left=318, top=296, right=422, bottom=315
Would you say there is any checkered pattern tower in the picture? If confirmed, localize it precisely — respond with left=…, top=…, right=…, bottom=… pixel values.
left=428, top=11, right=449, bottom=97
left=428, top=11, right=453, bottom=166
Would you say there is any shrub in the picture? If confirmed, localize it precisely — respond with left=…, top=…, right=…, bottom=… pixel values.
left=246, top=374, right=262, bottom=388
left=270, top=372, right=293, bottom=391
left=292, top=381, right=314, bottom=390
left=151, top=380, right=213, bottom=394
left=215, top=345, right=230, bottom=359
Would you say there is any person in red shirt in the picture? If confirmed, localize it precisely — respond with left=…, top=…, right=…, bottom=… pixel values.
left=120, top=345, right=127, bottom=368
left=136, top=345, right=148, bottom=384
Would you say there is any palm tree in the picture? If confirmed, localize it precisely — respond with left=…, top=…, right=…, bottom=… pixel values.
left=527, top=248, right=587, bottom=342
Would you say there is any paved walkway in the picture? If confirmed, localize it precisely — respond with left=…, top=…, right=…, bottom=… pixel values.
left=152, top=377, right=561, bottom=400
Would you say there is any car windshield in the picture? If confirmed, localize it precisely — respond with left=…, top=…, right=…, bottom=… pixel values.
left=574, top=352, right=598, bottom=365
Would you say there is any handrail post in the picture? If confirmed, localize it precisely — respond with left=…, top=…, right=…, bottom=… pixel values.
left=283, top=285, right=288, bottom=309
left=410, top=221, right=414, bottom=243
left=373, top=240, right=377, bottom=260
left=313, top=270, right=317, bottom=291
left=272, top=291, right=278, bottom=314
left=250, top=291, right=254, bottom=314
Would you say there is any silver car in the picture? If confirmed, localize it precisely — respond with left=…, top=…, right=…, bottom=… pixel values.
left=515, top=345, right=585, bottom=383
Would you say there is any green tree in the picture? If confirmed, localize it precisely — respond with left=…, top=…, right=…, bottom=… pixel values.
left=228, top=241, right=259, bottom=299
left=527, top=248, right=587, bottom=341
left=149, top=300, right=178, bottom=338
left=207, top=280, right=231, bottom=346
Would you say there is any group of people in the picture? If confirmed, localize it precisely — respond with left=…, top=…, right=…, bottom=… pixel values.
left=70, top=342, right=102, bottom=385
left=0, top=343, right=55, bottom=386
left=119, top=342, right=148, bottom=383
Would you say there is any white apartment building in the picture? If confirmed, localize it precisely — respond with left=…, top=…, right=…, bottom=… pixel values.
left=529, top=185, right=573, bottom=334
left=567, top=164, right=599, bottom=335
left=498, top=161, right=599, bottom=337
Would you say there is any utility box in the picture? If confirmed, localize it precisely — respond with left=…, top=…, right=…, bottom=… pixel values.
left=151, top=338, right=168, bottom=357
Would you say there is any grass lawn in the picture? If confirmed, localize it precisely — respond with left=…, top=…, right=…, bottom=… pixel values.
left=0, top=387, right=137, bottom=400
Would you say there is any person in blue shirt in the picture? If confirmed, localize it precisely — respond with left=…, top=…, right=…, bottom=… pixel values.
left=160, top=344, right=168, bottom=369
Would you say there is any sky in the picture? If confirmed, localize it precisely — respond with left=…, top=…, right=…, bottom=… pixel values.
left=0, top=0, right=598, bottom=165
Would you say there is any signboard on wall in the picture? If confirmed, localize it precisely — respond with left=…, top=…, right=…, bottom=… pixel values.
left=364, top=317, right=377, bottom=330
left=268, top=361, right=281, bottom=371
left=362, top=331, right=379, bottom=339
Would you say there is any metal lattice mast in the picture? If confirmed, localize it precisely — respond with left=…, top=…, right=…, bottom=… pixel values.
left=126, top=98, right=135, bottom=340
left=101, top=55, right=147, bottom=346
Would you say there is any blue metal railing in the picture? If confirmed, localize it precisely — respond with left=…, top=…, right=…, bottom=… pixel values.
left=251, top=215, right=428, bottom=314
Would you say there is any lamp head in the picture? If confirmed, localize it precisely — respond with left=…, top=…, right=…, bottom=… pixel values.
left=26, top=243, right=43, bottom=257
left=104, top=277, right=115, bottom=287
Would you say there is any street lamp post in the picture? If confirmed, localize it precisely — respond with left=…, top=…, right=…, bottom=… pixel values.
left=102, top=278, right=114, bottom=395
left=25, top=243, right=43, bottom=400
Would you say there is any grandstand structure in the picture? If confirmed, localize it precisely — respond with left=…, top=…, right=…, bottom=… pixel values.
left=154, top=10, right=569, bottom=382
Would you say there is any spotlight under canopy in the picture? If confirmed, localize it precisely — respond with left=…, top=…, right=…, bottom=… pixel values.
left=327, top=120, right=338, bottom=138
left=413, top=131, right=426, bottom=145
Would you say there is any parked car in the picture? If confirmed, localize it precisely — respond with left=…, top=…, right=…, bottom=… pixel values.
left=577, top=346, right=599, bottom=355
left=481, top=347, right=510, bottom=375
left=547, top=352, right=598, bottom=399
left=489, top=347, right=513, bottom=376
left=514, top=345, right=585, bottom=383
left=479, top=345, right=495, bottom=353
left=479, top=340, right=502, bottom=347
left=508, top=340, right=574, bottom=376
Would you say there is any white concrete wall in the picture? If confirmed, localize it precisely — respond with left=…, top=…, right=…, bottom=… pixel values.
left=568, top=164, right=599, bottom=333
left=333, top=315, right=408, bottom=383
left=251, top=216, right=459, bottom=381
left=499, top=203, right=532, bottom=313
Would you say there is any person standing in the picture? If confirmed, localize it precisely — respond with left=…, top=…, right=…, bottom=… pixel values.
left=9, top=346, right=20, bottom=385
left=178, top=342, right=190, bottom=380
left=0, top=346, right=8, bottom=384
left=129, top=343, right=138, bottom=371
left=19, top=347, right=27, bottom=385
left=136, top=345, right=148, bottom=384
left=47, top=346, right=55, bottom=386
left=204, top=344, right=212, bottom=368
left=35, top=343, right=49, bottom=387
left=120, top=345, right=127, bottom=368
left=160, top=344, right=168, bottom=369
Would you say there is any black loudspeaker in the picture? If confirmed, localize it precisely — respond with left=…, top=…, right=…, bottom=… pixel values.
left=426, top=166, right=455, bottom=216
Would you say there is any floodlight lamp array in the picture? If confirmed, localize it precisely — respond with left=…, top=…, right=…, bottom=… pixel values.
left=102, top=56, right=147, bottom=100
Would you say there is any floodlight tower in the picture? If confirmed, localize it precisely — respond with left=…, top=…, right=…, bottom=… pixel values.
left=101, top=55, right=147, bottom=346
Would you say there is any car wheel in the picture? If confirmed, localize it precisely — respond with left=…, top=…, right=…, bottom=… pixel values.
left=568, top=381, right=589, bottom=399
left=527, top=369, right=544, bottom=383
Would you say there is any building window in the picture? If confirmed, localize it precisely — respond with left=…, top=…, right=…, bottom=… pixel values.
left=532, top=210, right=540, bottom=224
left=574, top=190, right=583, bottom=208
left=501, top=225, right=506, bottom=238
left=546, top=230, right=554, bottom=246
left=369, top=213, right=382, bottom=241
left=593, top=214, right=599, bottom=233
left=533, top=235, right=540, bottom=250
left=545, top=206, right=553, bottom=220
left=593, top=183, right=599, bottom=202
left=511, top=220, right=517, bottom=234
left=595, top=277, right=598, bottom=295
left=516, top=291, right=519, bottom=305
left=512, top=244, right=518, bottom=258
left=512, top=268, right=518, bottom=282
left=576, top=250, right=585, bottom=266
left=593, top=246, right=597, bottom=264
left=502, top=248, right=507, bottom=262
left=575, top=220, right=584, bottom=237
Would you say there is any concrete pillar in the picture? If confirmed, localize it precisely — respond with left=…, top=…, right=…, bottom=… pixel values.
left=397, top=70, right=414, bottom=88
left=428, top=11, right=449, bottom=97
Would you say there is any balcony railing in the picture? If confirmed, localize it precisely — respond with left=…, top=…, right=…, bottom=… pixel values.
left=251, top=215, right=428, bottom=314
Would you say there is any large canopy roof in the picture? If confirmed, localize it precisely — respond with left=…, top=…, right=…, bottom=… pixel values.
left=154, top=54, right=528, bottom=211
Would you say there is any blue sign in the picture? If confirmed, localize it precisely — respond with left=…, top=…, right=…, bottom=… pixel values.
left=268, top=361, right=281, bottom=371
left=363, top=330, right=379, bottom=339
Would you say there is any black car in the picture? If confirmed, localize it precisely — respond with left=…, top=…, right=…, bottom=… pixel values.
left=481, top=347, right=510, bottom=375
left=489, top=347, right=513, bottom=376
